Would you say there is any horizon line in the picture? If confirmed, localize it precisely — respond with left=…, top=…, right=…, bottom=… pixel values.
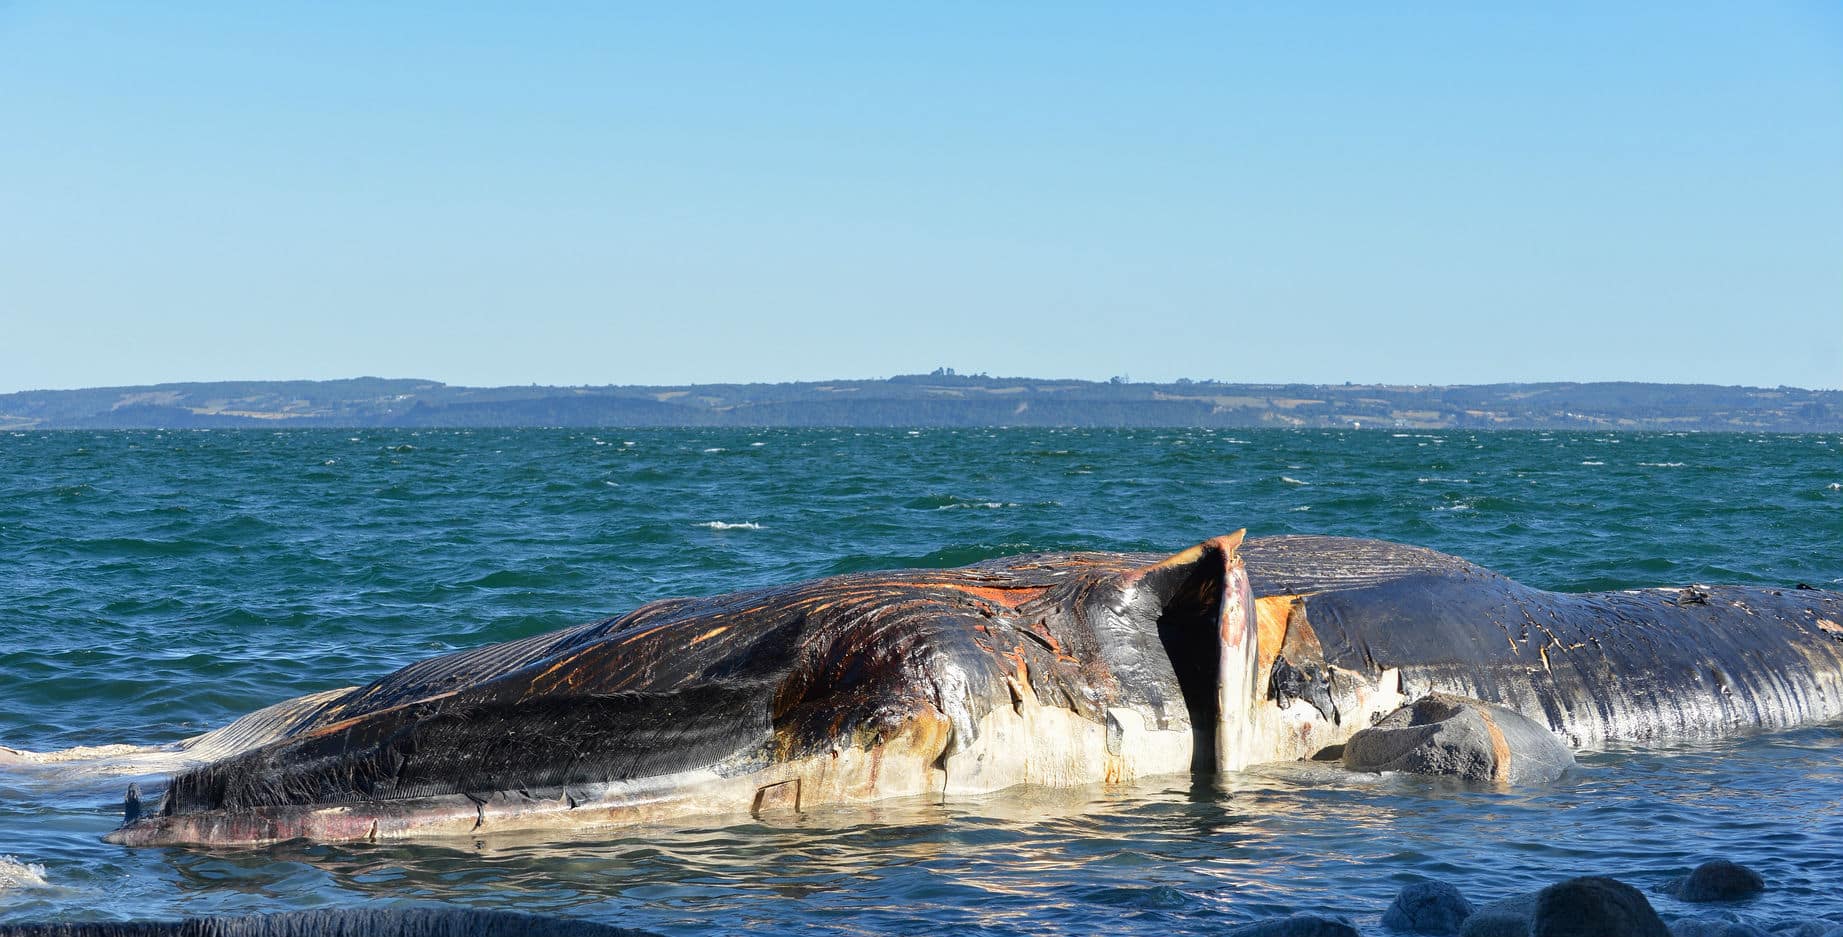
left=5, top=374, right=1839, bottom=396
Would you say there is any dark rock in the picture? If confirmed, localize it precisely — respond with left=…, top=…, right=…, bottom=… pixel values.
left=1343, top=694, right=1574, bottom=784
left=1675, top=860, right=1767, bottom=903
left=1224, top=913, right=1362, bottom=937
left=1671, top=920, right=1771, bottom=937
left=1462, top=893, right=1541, bottom=937
left=1531, top=876, right=1669, bottom=937
left=0, top=907, right=662, bottom=936
left=1384, top=880, right=1477, bottom=935
left=1464, top=912, right=1532, bottom=937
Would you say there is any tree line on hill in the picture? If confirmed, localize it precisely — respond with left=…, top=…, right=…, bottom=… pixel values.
left=0, top=375, right=1836, bottom=431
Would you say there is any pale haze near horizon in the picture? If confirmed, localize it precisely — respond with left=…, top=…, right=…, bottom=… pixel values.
left=2, top=3, right=1839, bottom=394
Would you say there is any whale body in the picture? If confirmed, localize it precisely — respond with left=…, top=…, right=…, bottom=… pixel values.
left=19, top=533, right=1838, bottom=847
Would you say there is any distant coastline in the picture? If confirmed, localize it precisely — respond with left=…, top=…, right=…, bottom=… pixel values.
left=1, top=374, right=1838, bottom=431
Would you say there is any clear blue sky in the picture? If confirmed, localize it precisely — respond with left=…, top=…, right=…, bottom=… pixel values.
left=3, top=3, right=1839, bottom=392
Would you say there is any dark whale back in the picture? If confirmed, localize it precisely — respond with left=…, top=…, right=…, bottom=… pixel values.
left=1239, top=536, right=1843, bottom=746
left=1240, top=535, right=1486, bottom=595
left=149, top=547, right=1240, bottom=825
left=265, top=534, right=1843, bottom=757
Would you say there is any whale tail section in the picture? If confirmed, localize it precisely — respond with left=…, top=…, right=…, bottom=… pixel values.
left=0, top=687, right=354, bottom=780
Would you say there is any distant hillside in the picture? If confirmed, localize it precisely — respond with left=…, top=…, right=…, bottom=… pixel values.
left=1, top=374, right=1838, bottom=431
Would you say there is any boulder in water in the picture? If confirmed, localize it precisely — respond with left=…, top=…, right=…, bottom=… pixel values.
left=1461, top=893, right=1540, bottom=937
left=1343, top=694, right=1574, bottom=784
left=1531, top=876, right=1669, bottom=937
left=1384, top=880, right=1477, bottom=935
left=1675, top=860, right=1767, bottom=903
left=1224, top=913, right=1362, bottom=937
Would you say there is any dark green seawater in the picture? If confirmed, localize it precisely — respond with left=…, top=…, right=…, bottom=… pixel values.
left=2, top=428, right=1840, bottom=933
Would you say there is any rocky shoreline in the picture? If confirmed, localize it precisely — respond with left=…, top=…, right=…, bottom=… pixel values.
left=1229, top=859, right=1833, bottom=937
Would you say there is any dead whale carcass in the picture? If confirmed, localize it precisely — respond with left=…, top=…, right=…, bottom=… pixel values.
left=71, top=533, right=1843, bottom=846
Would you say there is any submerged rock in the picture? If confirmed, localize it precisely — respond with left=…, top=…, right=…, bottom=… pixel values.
left=1675, top=860, right=1767, bottom=903
left=1531, top=876, right=1669, bottom=937
left=1461, top=893, right=1541, bottom=937
left=1343, top=693, right=1574, bottom=784
left=1384, top=880, right=1477, bottom=935
left=1224, top=913, right=1362, bottom=937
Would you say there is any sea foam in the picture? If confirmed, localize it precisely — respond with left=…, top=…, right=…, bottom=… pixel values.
left=0, top=855, right=48, bottom=890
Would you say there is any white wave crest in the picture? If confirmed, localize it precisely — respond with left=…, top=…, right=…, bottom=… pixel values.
left=697, top=521, right=762, bottom=530
left=0, top=856, right=49, bottom=890
left=938, top=501, right=1018, bottom=510
left=1281, top=476, right=1311, bottom=486
left=1580, top=461, right=1605, bottom=466
left=1638, top=462, right=1685, bottom=468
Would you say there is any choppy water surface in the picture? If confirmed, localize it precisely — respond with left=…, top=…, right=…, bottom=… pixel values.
left=2, top=428, right=1840, bottom=933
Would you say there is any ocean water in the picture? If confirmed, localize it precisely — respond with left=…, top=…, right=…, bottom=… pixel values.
left=2, top=427, right=1840, bottom=933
